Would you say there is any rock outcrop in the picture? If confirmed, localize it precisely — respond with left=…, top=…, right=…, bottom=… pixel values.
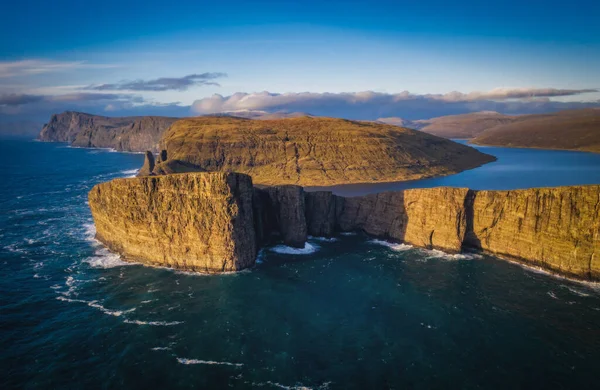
left=38, top=112, right=178, bottom=152
left=464, top=186, right=600, bottom=279
left=148, top=116, right=496, bottom=186
left=89, top=173, right=600, bottom=279
left=88, top=172, right=256, bottom=273
left=335, top=188, right=470, bottom=252
left=254, top=186, right=308, bottom=248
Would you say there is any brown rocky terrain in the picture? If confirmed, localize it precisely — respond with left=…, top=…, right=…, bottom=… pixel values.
left=88, top=172, right=256, bottom=273
left=89, top=172, right=600, bottom=280
left=142, top=116, right=495, bottom=186
left=38, top=111, right=178, bottom=152
left=470, top=108, right=600, bottom=152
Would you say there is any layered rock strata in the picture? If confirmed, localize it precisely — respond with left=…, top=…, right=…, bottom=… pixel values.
left=89, top=174, right=600, bottom=279
left=147, top=116, right=496, bottom=186
left=38, top=111, right=178, bottom=152
left=88, top=172, right=256, bottom=273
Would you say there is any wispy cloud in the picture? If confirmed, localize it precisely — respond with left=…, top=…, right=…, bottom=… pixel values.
left=85, top=73, right=227, bottom=92
left=0, top=59, right=118, bottom=78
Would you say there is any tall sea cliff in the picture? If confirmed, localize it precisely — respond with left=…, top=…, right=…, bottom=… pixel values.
left=88, top=173, right=600, bottom=280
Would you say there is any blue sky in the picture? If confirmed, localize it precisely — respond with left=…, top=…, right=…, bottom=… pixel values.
left=1, top=0, right=599, bottom=122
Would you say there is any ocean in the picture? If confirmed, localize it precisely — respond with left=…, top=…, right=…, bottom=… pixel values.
left=2, top=139, right=600, bottom=389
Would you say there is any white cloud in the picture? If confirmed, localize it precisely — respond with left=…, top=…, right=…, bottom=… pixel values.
left=191, top=89, right=600, bottom=119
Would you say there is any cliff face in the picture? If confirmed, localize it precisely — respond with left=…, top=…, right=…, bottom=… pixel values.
left=309, top=188, right=469, bottom=253
left=38, top=112, right=178, bottom=152
left=465, top=186, right=600, bottom=279
left=88, top=172, right=600, bottom=279
left=88, top=172, right=256, bottom=273
left=152, top=116, right=496, bottom=186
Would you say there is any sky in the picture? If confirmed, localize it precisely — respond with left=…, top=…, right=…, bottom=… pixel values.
left=1, top=0, right=599, bottom=124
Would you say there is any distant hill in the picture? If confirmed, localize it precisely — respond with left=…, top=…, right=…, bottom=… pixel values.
left=408, top=112, right=516, bottom=138
left=145, top=116, right=496, bottom=186
left=38, top=111, right=179, bottom=152
left=471, top=108, right=600, bottom=153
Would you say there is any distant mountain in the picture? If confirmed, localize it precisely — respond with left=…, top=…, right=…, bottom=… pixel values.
left=470, top=108, right=600, bottom=153
left=0, top=121, right=44, bottom=139
left=38, top=111, right=179, bottom=152
left=375, top=117, right=415, bottom=128
left=408, top=111, right=516, bottom=139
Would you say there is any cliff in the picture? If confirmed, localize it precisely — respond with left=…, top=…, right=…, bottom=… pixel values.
left=464, top=186, right=600, bottom=279
left=88, top=172, right=256, bottom=273
left=146, top=116, right=496, bottom=186
left=89, top=173, right=600, bottom=279
left=470, top=109, right=600, bottom=153
left=38, top=111, right=178, bottom=152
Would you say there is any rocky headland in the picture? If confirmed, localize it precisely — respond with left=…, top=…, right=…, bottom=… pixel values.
left=38, top=111, right=178, bottom=152
left=138, top=116, right=496, bottom=185
left=89, top=173, right=600, bottom=280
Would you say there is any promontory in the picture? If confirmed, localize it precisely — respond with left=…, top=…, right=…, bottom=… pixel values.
left=138, top=116, right=496, bottom=185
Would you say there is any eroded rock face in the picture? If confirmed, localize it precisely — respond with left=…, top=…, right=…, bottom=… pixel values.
left=88, top=173, right=600, bottom=279
left=465, top=186, right=600, bottom=279
left=260, top=186, right=308, bottom=248
left=334, top=188, right=469, bottom=253
left=88, top=172, right=256, bottom=273
left=38, top=112, right=178, bottom=152
left=305, top=191, right=339, bottom=237
left=138, top=151, right=155, bottom=176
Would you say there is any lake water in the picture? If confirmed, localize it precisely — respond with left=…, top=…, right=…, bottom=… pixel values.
left=1, top=139, right=600, bottom=389
left=307, top=140, right=600, bottom=196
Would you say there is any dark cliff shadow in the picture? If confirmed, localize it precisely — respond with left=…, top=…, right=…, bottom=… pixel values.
left=461, top=189, right=482, bottom=251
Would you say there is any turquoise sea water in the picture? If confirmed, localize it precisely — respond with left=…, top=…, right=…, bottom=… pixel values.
left=2, top=139, right=600, bottom=389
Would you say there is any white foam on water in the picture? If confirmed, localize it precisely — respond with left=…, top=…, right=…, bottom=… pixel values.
left=308, top=236, right=338, bottom=242
left=140, top=300, right=155, bottom=304
left=151, top=347, right=172, bottom=351
left=120, top=169, right=139, bottom=178
left=339, top=232, right=356, bottom=236
left=547, top=291, right=559, bottom=300
left=270, top=242, right=320, bottom=255
left=252, top=381, right=331, bottom=390
left=256, top=249, right=265, bottom=264
left=124, top=319, right=183, bottom=326
left=422, top=249, right=481, bottom=260
left=176, top=358, right=243, bottom=367
left=56, top=296, right=136, bottom=317
left=368, top=239, right=413, bottom=252
left=566, top=287, right=592, bottom=297
left=84, top=248, right=132, bottom=269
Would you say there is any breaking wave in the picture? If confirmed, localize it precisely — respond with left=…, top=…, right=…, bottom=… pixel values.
left=368, top=239, right=413, bottom=251
left=270, top=242, right=320, bottom=255
left=176, top=358, right=243, bottom=367
left=56, top=296, right=136, bottom=317
left=124, top=319, right=184, bottom=326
